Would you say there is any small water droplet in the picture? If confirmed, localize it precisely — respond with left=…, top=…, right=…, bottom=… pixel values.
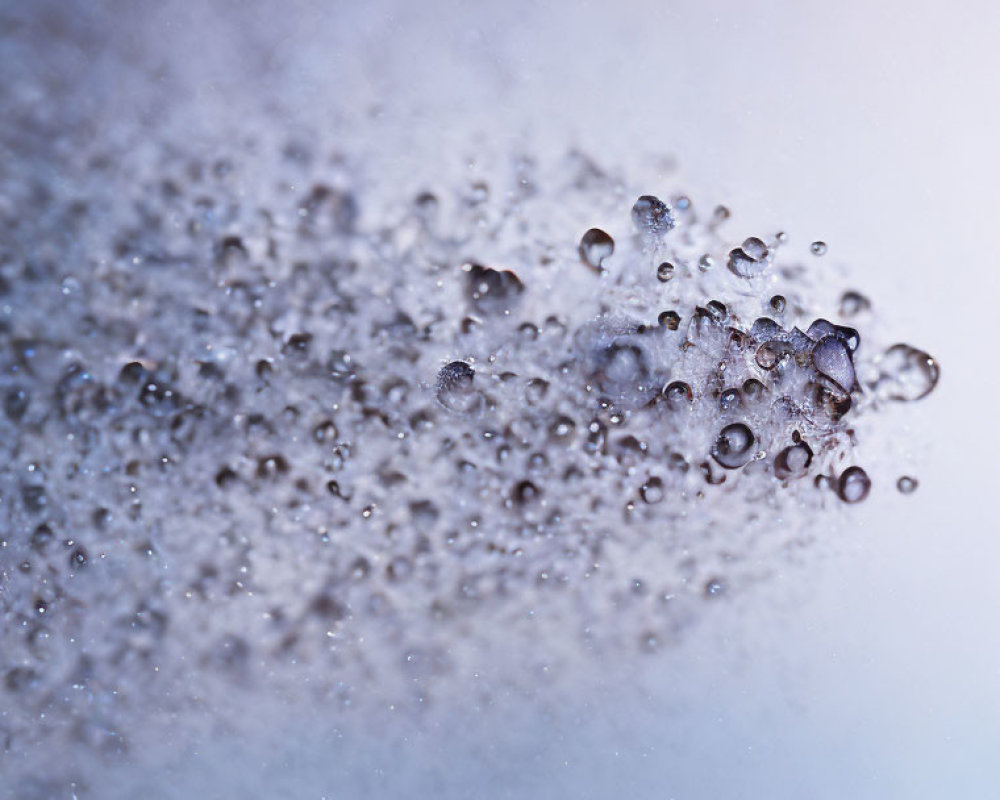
left=658, top=310, right=681, bottom=331
left=656, top=262, right=675, bottom=283
left=897, top=475, right=919, bottom=494
left=837, top=466, right=871, bottom=503
left=436, top=361, right=481, bottom=413
left=810, top=241, right=828, bottom=256
left=774, top=441, right=813, bottom=479
left=639, top=477, right=664, bottom=505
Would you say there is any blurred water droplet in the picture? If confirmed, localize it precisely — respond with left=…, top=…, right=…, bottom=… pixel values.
left=579, top=228, right=614, bottom=271
left=810, top=241, right=828, bottom=256
left=875, top=344, right=939, bottom=402
left=837, top=466, right=871, bottom=503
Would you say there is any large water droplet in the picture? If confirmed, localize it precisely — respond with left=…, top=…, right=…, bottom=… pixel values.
left=811, top=335, right=855, bottom=393
left=711, top=423, right=755, bottom=469
left=875, top=344, right=940, bottom=402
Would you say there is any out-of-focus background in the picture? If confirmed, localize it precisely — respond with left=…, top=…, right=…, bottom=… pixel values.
left=2, top=1, right=999, bottom=796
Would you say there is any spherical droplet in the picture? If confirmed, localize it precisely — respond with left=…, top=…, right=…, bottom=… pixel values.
left=639, top=477, right=664, bottom=505
left=436, top=361, right=481, bottom=413
left=897, top=475, right=919, bottom=494
left=656, top=262, right=676, bottom=283
left=770, top=295, right=786, bottom=314
left=711, top=423, right=755, bottom=469
left=631, top=195, right=676, bottom=239
left=837, top=466, right=871, bottom=503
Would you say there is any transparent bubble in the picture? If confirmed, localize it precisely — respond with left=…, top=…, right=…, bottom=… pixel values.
left=874, top=344, right=940, bottom=402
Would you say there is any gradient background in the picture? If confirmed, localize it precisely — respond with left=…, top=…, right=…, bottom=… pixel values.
left=2, top=1, right=999, bottom=796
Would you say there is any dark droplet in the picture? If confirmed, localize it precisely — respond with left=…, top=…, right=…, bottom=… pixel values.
left=579, top=228, right=614, bottom=271
left=897, top=475, right=919, bottom=494
left=711, top=423, right=756, bottom=469
left=837, top=466, right=871, bottom=503
left=774, top=441, right=813, bottom=480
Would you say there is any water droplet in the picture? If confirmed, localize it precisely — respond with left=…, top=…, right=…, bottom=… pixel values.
left=513, top=480, right=541, bottom=505
left=656, top=262, right=676, bottom=283
left=727, top=237, right=770, bottom=278
left=770, top=295, right=786, bottom=314
left=464, top=263, right=524, bottom=315
left=837, top=466, right=871, bottom=503
left=631, top=195, right=676, bottom=241
left=875, top=344, right=940, bottom=402
left=550, top=415, right=576, bottom=442
left=698, top=254, right=714, bottom=271
left=774, top=441, right=813, bottom=480
left=639, top=477, right=664, bottom=505
left=525, top=378, right=549, bottom=406
left=718, top=388, right=741, bottom=412
left=811, top=335, right=856, bottom=393
left=897, top=475, right=919, bottom=494
left=704, top=578, right=726, bottom=598
left=658, top=310, right=681, bottom=331
left=810, top=241, right=828, bottom=256
left=579, top=228, right=614, bottom=271
left=3, top=386, right=29, bottom=421
left=839, top=290, right=871, bottom=317
left=755, top=341, right=792, bottom=370
left=660, top=381, right=693, bottom=411
left=741, top=378, right=768, bottom=402
left=313, top=420, right=339, bottom=444
left=436, top=361, right=482, bottom=413
left=711, top=423, right=756, bottom=469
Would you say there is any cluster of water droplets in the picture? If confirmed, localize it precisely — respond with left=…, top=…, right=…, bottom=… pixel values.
left=0, top=134, right=939, bottom=791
